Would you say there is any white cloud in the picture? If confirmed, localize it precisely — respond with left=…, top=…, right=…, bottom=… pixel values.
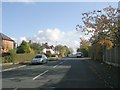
left=19, top=37, right=27, bottom=43
left=46, top=28, right=65, bottom=41
left=58, top=30, right=81, bottom=50
left=31, top=28, right=65, bottom=43
left=15, top=28, right=91, bottom=51
left=14, top=36, right=27, bottom=45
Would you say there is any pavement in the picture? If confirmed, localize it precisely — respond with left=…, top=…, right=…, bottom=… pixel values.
left=1, top=57, right=120, bottom=89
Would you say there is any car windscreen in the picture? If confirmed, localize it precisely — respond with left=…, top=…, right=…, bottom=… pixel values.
left=34, top=55, right=42, bottom=58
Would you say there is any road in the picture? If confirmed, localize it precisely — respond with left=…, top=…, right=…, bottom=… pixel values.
left=2, top=57, right=120, bottom=89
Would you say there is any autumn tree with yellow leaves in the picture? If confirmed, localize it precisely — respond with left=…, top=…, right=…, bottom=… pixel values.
left=76, top=5, right=119, bottom=61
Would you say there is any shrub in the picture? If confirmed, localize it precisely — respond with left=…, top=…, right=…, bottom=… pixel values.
left=3, top=56, right=12, bottom=63
left=9, top=49, right=16, bottom=64
left=2, top=53, right=35, bottom=64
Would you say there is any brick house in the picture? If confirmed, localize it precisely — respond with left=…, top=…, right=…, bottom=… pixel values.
left=0, top=33, right=14, bottom=54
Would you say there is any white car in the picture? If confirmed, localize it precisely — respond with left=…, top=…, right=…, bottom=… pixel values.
left=76, top=52, right=82, bottom=58
left=31, top=54, right=48, bottom=64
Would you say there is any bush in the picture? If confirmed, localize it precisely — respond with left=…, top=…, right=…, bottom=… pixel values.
left=2, top=53, right=36, bottom=64
left=14, top=53, right=36, bottom=64
left=3, top=56, right=12, bottom=63
left=9, top=49, right=16, bottom=64
left=17, top=40, right=31, bottom=54
left=80, top=48, right=88, bottom=57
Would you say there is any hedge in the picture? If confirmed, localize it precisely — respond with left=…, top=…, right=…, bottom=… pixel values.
left=2, top=53, right=36, bottom=64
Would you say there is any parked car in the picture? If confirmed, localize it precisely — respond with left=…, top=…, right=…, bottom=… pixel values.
left=31, top=54, right=48, bottom=64
left=76, top=52, right=82, bottom=58
left=49, top=55, right=58, bottom=61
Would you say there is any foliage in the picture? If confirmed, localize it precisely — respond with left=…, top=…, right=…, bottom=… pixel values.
left=76, top=5, right=118, bottom=48
left=80, top=48, right=88, bottom=57
left=76, top=5, right=119, bottom=61
left=9, top=49, right=16, bottom=55
left=80, top=38, right=90, bottom=49
left=3, top=56, right=12, bottom=63
left=77, top=48, right=81, bottom=52
left=14, top=53, right=36, bottom=64
left=2, top=53, right=35, bottom=64
left=17, top=40, right=31, bottom=54
left=29, top=42, right=43, bottom=54
left=55, top=45, right=71, bottom=57
left=91, top=43, right=103, bottom=61
left=9, top=49, right=16, bottom=64
left=77, top=38, right=90, bottom=57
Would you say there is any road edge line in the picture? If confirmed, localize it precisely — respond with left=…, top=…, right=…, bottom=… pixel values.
left=1, top=65, right=26, bottom=72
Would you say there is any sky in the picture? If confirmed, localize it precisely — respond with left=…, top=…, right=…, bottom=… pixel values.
left=2, top=1, right=118, bottom=52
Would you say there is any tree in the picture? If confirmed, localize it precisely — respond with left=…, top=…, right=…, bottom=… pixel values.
left=77, top=48, right=80, bottom=52
left=76, top=5, right=118, bottom=60
left=76, top=5, right=118, bottom=48
left=17, top=40, right=31, bottom=53
left=29, top=42, right=43, bottom=54
left=78, top=38, right=90, bottom=57
left=64, top=46, right=71, bottom=56
left=80, top=38, right=90, bottom=50
left=55, top=45, right=70, bottom=57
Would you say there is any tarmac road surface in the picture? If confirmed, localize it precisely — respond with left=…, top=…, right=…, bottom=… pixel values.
left=1, top=57, right=120, bottom=89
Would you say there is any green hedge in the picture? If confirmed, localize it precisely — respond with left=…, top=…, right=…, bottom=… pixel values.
left=2, top=53, right=36, bottom=64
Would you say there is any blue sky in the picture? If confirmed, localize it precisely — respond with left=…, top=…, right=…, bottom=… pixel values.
left=2, top=2, right=118, bottom=51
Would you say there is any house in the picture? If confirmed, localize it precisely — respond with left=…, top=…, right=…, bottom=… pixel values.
left=0, top=33, right=14, bottom=54
left=42, top=43, right=55, bottom=55
left=43, top=48, right=55, bottom=54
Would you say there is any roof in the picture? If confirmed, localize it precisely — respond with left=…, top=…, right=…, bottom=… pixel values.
left=0, top=33, right=14, bottom=41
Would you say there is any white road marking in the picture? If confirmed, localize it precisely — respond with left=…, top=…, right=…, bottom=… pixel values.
left=53, top=61, right=65, bottom=68
left=59, top=60, right=66, bottom=64
left=59, top=62, right=63, bottom=64
left=1, top=65, right=26, bottom=72
left=53, top=65, right=58, bottom=68
left=33, top=61, right=65, bottom=80
left=33, top=70, right=49, bottom=80
left=9, top=78, right=15, bottom=79
left=13, top=88, right=18, bottom=90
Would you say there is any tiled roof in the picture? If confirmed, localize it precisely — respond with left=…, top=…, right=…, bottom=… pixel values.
left=0, top=33, right=14, bottom=41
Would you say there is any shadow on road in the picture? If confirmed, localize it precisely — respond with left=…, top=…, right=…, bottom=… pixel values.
left=39, top=59, right=120, bottom=89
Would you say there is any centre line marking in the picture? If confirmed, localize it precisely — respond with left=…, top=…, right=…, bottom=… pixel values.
left=53, top=65, right=58, bottom=68
left=33, top=70, right=48, bottom=80
left=59, top=62, right=63, bottom=64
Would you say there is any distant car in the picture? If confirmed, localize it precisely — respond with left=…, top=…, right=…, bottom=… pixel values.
left=31, top=54, right=48, bottom=64
left=49, top=55, right=58, bottom=61
left=76, top=52, right=82, bottom=58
